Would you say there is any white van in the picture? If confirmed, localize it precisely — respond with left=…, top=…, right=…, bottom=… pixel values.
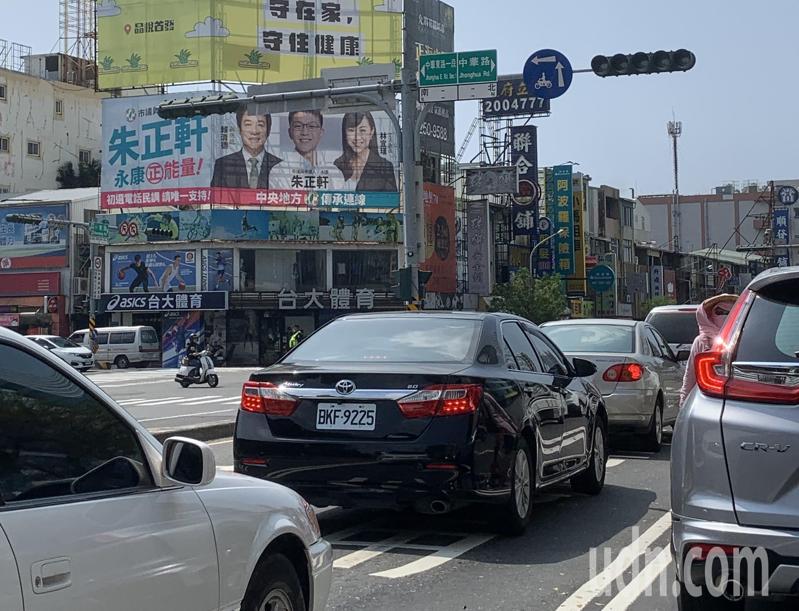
left=69, top=326, right=161, bottom=369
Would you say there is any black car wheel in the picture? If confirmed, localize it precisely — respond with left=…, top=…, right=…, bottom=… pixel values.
left=571, top=417, right=607, bottom=495
left=241, top=554, right=306, bottom=611
left=114, top=355, right=130, bottom=369
left=677, top=580, right=745, bottom=610
left=645, top=399, right=664, bottom=452
left=494, top=438, right=533, bottom=536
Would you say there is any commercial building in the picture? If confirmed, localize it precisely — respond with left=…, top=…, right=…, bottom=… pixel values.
left=0, top=188, right=100, bottom=335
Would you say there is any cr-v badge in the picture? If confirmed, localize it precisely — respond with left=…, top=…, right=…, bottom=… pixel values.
left=740, top=442, right=791, bottom=453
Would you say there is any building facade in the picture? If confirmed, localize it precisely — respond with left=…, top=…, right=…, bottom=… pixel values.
left=0, top=55, right=103, bottom=196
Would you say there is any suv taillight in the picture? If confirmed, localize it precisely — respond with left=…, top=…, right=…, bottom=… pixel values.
left=241, top=381, right=299, bottom=416
left=602, top=363, right=643, bottom=382
left=692, top=289, right=799, bottom=404
left=398, top=384, right=483, bottom=419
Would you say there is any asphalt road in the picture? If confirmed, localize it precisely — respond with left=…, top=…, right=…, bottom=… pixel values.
left=93, top=372, right=791, bottom=611
left=85, top=367, right=256, bottom=432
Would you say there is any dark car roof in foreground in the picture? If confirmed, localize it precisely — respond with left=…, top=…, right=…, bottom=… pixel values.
left=331, top=311, right=513, bottom=322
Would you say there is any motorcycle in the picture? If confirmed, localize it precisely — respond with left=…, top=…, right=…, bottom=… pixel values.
left=175, top=349, right=219, bottom=388
left=209, top=342, right=226, bottom=367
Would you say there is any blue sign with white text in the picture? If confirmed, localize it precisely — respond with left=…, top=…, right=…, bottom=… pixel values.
left=523, top=49, right=573, bottom=100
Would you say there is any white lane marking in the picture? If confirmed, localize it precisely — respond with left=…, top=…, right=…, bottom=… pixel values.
left=179, top=396, right=240, bottom=406
left=555, top=512, right=672, bottom=611
left=208, top=438, right=232, bottom=446
left=130, top=395, right=219, bottom=407
left=334, top=533, right=422, bottom=569
left=96, top=380, right=174, bottom=389
left=138, top=408, right=237, bottom=423
left=118, top=397, right=182, bottom=405
left=222, top=399, right=242, bottom=405
left=370, top=534, right=494, bottom=579
left=606, top=458, right=626, bottom=468
left=602, top=547, right=672, bottom=611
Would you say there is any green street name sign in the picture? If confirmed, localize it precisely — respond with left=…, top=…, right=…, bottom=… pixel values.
left=419, top=50, right=497, bottom=88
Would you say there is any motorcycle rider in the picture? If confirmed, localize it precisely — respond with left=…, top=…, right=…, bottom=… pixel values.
left=185, top=333, right=204, bottom=379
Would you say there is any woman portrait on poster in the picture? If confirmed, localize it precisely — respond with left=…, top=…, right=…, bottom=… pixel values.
left=334, top=111, right=398, bottom=192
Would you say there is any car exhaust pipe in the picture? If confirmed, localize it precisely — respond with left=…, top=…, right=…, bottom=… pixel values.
left=429, top=500, right=450, bottom=514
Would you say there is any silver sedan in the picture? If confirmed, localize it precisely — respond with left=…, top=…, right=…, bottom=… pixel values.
left=540, top=319, right=686, bottom=450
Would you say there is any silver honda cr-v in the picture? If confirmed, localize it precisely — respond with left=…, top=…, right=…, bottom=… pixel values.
left=672, top=267, right=799, bottom=610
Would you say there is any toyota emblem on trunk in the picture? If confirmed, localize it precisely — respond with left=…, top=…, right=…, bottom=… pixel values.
left=335, top=379, right=356, bottom=395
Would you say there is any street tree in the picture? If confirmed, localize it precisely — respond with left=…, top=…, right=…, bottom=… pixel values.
left=489, top=268, right=568, bottom=324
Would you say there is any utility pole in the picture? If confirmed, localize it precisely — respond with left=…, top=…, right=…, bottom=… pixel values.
left=668, top=120, right=682, bottom=252
left=764, top=180, right=776, bottom=268
left=401, top=4, right=422, bottom=303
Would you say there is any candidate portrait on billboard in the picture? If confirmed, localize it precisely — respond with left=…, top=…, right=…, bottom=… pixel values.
left=334, top=111, right=398, bottom=192
left=211, top=107, right=283, bottom=189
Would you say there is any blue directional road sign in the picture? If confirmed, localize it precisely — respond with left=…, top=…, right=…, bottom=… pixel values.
left=587, top=264, right=616, bottom=293
left=523, top=49, right=573, bottom=100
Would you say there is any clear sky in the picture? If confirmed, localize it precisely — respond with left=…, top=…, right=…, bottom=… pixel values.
left=2, top=0, right=796, bottom=195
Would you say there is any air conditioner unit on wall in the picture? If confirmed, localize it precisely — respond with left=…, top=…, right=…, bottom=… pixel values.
left=72, top=277, right=88, bottom=295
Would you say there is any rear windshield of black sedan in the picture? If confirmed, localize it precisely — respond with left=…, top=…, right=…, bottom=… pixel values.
left=285, top=317, right=482, bottom=363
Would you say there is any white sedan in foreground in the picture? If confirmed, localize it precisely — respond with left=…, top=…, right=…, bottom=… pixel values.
left=0, top=325, right=332, bottom=611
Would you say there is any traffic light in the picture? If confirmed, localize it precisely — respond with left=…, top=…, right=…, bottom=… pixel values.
left=591, top=49, right=696, bottom=77
left=390, top=267, right=412, bottom=302
left=157, top=93, right=241, bottom=120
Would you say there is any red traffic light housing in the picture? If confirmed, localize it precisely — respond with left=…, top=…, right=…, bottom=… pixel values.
left=591, top=50, right=696, bottom=77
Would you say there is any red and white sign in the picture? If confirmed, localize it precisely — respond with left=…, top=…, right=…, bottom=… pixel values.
left=718, top=266, right=732, bottom=281
left=0, top=272, right=61, bottom=296
left=0, top=313, right=20, bottom=327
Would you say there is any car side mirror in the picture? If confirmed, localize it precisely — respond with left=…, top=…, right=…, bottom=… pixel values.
left=676, top=349, right=691, bottom=362
left=162, top=437, right=216, bottom=486
left=572, top=357, right=598, bottom=378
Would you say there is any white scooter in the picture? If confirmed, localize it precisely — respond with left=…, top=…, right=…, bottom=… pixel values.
left=175, top=349, right=219, bottom=388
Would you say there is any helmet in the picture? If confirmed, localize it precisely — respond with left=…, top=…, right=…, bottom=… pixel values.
left=189, top=333, right=199, bottom=341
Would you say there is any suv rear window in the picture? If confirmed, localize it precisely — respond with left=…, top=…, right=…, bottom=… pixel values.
left=647, top=311, right=699, bottom=345
left=285, top=317, right=482, bottom=363
left=736, top=285, right=799, bottom=363
left=140, top=329, right=158, bottom=344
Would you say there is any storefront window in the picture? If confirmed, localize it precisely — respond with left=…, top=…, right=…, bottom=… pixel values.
left=333, top=250, right=397, bottom=290
left=239, top=249, right=325, bottom=292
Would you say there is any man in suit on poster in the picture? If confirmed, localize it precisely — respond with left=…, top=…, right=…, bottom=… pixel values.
left=211, top=107, right=283, bottom=189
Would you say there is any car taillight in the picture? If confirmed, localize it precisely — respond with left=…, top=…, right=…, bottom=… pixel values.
left=602, top=363, right=643, bottom=382
left=687, top=543, right=740, bottom=561
left=240, top=381, right=299, bottom=416
left=398, top=384, right=483, bottom=419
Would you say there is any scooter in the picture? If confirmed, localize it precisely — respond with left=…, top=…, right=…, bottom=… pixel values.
left=175, top=349, right=219, bottom=388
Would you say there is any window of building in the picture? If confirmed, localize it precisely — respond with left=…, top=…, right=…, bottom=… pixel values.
left=240, top=249, right=326, bottom=293
left=27, top=140, right=41, bottom=158
left=0, top=185, right=10, bottom=194
left=55, top=98, right=64, bottom=118
left=0, top=84, right=6, bottom=101
left=623, top=205, right=634, bottom=227
left=333, top=250, right=397, bottom=290
left=0, top=136, right=8, bottom=153
left=623, top=239, right=634, bottom=264
left=79, top=149, right=92, bottom=164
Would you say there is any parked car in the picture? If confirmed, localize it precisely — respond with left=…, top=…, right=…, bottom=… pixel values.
left=234, top=312, right=609, bottom=535
left=0, top=324, right=332, bottom=611
left=540, top=319, right=686, bottom=450
left=69, top=325, right=160, bottom=369
left=645, top=304, right=700, bottom=356
left=26, top=334, right=94, bottom=371
left=672, top=267, right=799, bottom=609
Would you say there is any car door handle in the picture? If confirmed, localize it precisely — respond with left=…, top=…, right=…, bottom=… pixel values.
left=31, top=557, right=72, bottom=594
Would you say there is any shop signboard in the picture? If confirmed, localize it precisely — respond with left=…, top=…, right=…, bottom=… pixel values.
left=0, top=272, right=61, bottom=296
left=553, top=165, right=575, bottom=276
left=101, top=94, right=400, bottom=209
left=466, top=200, right=490, bottom=295
left=96, top=0, right=403, bottom=89
left=98, top=291, right=228, bottom=312
left=0, top=204, right=69, bottom=269
left=421, top=183, right=456, bottom=293
left=110, top=249, right=198, bottom=292
left=97, top=209, right=403, bottom=244
left=0, top=313, right=20, bottom=327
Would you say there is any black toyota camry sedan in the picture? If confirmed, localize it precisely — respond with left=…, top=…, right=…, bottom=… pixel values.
left=234, top=312, right=608, bottom=534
